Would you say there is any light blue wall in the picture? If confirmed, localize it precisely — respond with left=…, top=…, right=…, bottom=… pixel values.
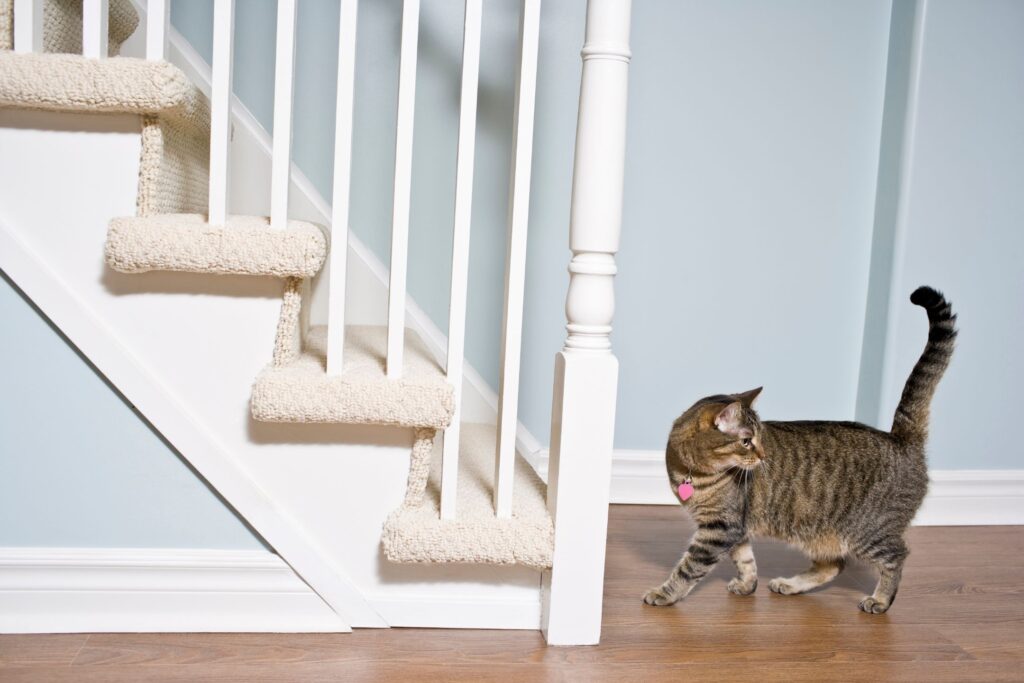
left=882, top=0, right=1024, bottom=469
left=0, top=274, right=265, bottom=548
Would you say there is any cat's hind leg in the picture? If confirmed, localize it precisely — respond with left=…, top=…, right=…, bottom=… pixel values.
left=858, top=538, right=908, bottom=614
left=768, top=558, right=845, bottom=595
left=726, top=537, right=758, bottom=595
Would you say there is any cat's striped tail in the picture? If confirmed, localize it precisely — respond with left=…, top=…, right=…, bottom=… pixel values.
left=891, top=286, right=957, bottom=445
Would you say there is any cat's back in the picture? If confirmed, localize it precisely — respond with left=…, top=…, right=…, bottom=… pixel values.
left=762, top=419, right=899, bottom=463
left=750, top=418, right=927, bottom=539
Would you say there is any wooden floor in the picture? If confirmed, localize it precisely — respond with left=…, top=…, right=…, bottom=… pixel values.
left=2, top=505, right=1022, bottom=682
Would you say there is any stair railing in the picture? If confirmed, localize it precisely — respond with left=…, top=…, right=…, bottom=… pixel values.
left=10, top=0, right=632, bottom=645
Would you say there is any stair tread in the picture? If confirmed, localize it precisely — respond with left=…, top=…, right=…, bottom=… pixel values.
left=1, top=0, right=139, bottom=55
left=105, top=214, right=328, bottom=278
left=251, top=325, right=454, bottom=430
left=382, top=423, right=554, bottom=570
left=0, top=52, right=206, bottom=121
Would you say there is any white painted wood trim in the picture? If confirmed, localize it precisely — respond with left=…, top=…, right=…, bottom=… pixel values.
left=367, top=592, right=540, bottom=630
left=144, top=0, right=167, bottom=60
left=13, top=0, right=43, bottom=53
left=82, top=0, right=109, bottom=58
left=145, top=0, right=169, bottom=61
left=269, top=0, right=297, bottom=231
left=326, top=0, right=360, bottom=375
left=494, top=0, right=542, bottom=519
left=385, top=0, right=421, bottom=379
left=0, top=548, right=541, bottom=634
left=542, top=0, right=632, bottom=646
left=0, top=548, right=347, bottom=634
left=0, top=218, right=385, bottom=629
left=440, top=0, right=483, bottom=521
left=207, top=0, right=235, bottom=227
left=529, top=449, right=1024, bottom=526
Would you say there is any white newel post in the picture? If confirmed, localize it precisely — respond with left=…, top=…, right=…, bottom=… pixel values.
left=541, top=0, right=631, bottom=647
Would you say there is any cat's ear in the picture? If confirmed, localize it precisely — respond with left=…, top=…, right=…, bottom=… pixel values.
left=715, top=402, right=744, bottom=435
left=737, top=386, right=763, bottom=408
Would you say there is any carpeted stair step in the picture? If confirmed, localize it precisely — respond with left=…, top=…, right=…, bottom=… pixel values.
left=252, top=323, right=453, bottom=429
left=382, top=422, right=554, bottom=570
left=1, top=0, right=139, bottom=56
left=106, top=214, right=328, bottom=278
left=251, top=278, right=453, bottom=429
left=0, top=52, right=210, bottom=216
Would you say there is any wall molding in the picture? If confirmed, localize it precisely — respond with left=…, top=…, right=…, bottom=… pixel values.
left=0, top=548, right=541, bottom=634
left=0, top=548, right=346, bottom=634
left=529, top=450, right=1024, bottom=526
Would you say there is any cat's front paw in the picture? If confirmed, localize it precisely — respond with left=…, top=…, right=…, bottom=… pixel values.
left=858, top=596, right=891, bottom=614
left=643, top=586, right=678, bottom=606
left=727, top=577, right=757, bottom=596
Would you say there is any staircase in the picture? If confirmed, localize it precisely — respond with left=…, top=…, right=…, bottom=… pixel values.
left=0, top=0, right=632, bottom=645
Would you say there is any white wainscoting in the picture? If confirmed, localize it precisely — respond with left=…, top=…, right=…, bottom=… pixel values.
left=524, top=450, right=1024, bottom=526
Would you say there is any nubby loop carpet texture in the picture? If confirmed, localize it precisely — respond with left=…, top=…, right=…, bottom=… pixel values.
left=0, top=0, right=138, bottom=55
left=106, top=214, right=329, bottom=277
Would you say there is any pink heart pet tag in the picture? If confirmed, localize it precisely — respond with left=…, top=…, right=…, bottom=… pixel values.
left=677, top=480, right=694, bottom=501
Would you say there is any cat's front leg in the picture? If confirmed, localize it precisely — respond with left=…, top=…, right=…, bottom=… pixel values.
left=643, top=525, right=743, bottom=606
left=726, top=536, right=758, bottom=595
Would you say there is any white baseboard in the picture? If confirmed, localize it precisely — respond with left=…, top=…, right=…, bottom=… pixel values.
left=0, top=548, right=347, bottom=634
left=0, top=548, right=543, bottom=634
left=368, top=593, right=541, bottom=631
left=530, top=450, right=1024, bottom=526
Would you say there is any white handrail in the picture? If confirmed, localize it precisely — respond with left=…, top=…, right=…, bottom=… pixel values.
left=207, top=0, right=235, bottom=227
left=494, top=0, right=541, bottom=519
left=440, top=0, right=484, bottom=521
left=13, top=0, right=43, bottom=53
left=82, top=0, right=109, bottom=59
left=145, top=0, right=169, bottom=61
left=270, top=0, right=297, bottom=232
left=326, top=0, right=360, bottom=376
left=385, top=0, right=421, bottom=379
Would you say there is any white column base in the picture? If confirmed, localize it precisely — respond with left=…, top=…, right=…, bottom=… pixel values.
left=541, top=351, right=618, bottom=646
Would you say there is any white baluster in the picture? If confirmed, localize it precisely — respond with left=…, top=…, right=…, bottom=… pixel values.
left=270, top=0, right=297, bottom=231
left=13, top=0, right=43, bottom=53
left=440, top=0, right=484, bottom=521
left=494, top=0, right=541, bottom=519
left=326, top=0, right=359, bottom=376
left=145, top=0, right=169, bottom=61
left=542, top=0, right=631, bottom=647
left=82, top=0, right=109, bottom=58
left=207, top=0, right=235, bottom=228
left=386, top=0, right=420, bottom=379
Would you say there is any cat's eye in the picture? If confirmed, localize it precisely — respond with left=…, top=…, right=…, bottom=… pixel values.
left=741, top=438, right=752, bottom=448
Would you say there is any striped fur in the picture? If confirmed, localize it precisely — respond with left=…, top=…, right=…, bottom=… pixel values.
left=644, top=287, right=957, bottom=614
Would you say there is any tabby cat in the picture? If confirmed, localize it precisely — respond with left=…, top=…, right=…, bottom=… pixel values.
left=644, top=286, right=956, bottom=614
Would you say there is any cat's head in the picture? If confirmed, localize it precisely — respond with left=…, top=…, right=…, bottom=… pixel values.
left=668, top=387, right=765, bottom=475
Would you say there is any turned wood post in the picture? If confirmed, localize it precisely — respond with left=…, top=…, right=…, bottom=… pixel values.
left=541, top=0, right=631, bottom=646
